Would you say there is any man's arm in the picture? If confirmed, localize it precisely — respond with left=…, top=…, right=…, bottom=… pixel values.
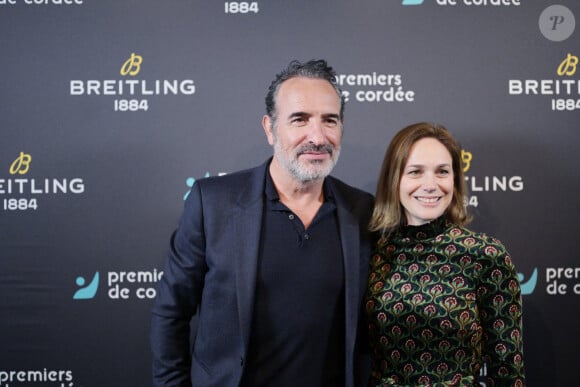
left=151, top=182, right=208, bottom=386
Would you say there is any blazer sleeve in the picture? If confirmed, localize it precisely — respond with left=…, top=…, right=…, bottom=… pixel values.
left=151, top=182, right=208, bottom=386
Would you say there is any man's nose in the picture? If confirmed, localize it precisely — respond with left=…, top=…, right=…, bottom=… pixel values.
left=307, top=120, right=325, bottom=144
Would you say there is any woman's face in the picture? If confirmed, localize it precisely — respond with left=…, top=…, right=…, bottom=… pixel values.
left=399, top=137, right=454, bottom=226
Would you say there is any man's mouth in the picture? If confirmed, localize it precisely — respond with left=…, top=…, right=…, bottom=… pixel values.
left=297, top=144, right=333, bottom=156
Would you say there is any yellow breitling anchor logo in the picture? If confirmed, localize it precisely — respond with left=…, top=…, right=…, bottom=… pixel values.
left=120, top=53, right=143, bottom=76
left=9, top=152, right=32, bottom=175
left=461, top=150, right=472, bottom=173
left=557, top=53, right=578, bottom=76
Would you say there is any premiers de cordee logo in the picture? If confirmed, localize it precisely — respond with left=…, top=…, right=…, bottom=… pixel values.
left=0, top=0, right=82, bottom=6
left=402, top=0, right=521, bottom=6
left=73, top=168, right=230, bottom=302
left=519, top=266, right=580, bottom=297
left=1, top=152, right=85, bottom=211
left=336, top=72, right=416, bottom=104
left=73, top=269, right=163, bottom=301
left=69, top=53, right=196, bottom=112
left=0, top=369, right=75, bottom=387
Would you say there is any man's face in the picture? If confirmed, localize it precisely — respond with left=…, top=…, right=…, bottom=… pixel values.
left=263, top=77, right=343, bottom=183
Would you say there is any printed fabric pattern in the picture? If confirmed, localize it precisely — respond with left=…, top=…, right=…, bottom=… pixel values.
left=365, top=217, right=524, bottom=386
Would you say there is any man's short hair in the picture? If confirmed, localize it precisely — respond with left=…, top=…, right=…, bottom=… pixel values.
left=265, top=59, right=345, bottom=123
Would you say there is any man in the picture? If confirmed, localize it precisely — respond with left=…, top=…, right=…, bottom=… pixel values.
left=151, top=59, right=374, bottom=387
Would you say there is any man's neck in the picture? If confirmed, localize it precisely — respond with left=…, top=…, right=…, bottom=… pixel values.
left=269, top=158, right=324, bottom=201
left=269, top=159, right=325, bottom=228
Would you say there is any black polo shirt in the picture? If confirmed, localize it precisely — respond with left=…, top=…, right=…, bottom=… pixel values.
left=240, top=171, right=346, bottom=387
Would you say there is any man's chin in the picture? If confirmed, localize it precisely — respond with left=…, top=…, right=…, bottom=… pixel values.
left=296, top=166, right=334, bottom=182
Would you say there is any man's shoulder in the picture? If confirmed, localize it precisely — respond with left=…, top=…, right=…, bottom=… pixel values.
left=326, top=176, right=374, bottom=216
left=197, top=162, right=266, bottom=189
left=201, top=167, right=252, bottom=185
left=327, top=175, right=373, bottom=201
left=188, top=162, right=267, bottom=209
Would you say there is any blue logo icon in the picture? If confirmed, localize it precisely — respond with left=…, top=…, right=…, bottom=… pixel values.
left=73, top=272, right=100, bottom=300
left=518, top=268, right=538, bottom=295
left=402, top=0, right=424, bottom=5
left=183, top=172, right=227, bottom=200
left=183, top=172, right=210, bottom=201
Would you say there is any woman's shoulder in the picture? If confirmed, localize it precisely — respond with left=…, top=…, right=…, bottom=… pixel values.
left=451, top=225, right=515, bottom=270
left=448, top=224, right=506, bottom=249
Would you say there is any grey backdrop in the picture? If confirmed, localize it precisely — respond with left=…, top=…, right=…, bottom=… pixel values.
left=1, top=1, right=579, bottom=386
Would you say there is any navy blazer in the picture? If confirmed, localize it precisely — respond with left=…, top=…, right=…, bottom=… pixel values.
left=151, top=159, right=374, bottom=387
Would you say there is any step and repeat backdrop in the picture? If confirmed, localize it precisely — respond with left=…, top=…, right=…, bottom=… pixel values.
left=1, top=1, right=578, bottom=386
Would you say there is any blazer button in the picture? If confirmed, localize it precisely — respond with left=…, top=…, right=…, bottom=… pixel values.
left=240, top=357, right=244, bottom=367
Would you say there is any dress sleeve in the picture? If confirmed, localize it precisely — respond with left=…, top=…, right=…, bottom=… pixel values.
left=477, top=238, right=525, bottom=386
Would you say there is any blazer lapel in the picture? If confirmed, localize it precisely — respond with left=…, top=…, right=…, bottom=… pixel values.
left=232, top=161, right=268, bottom=353
left=335, top=200, right=360, bottom=347
left=331, top=180, right=363, bottom=387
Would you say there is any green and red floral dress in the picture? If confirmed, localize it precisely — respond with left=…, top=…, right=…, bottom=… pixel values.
left=365, top=217, right=524, bottom=386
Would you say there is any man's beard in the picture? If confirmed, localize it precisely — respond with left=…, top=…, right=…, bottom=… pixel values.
left=274, top=141, right=340, bottom=183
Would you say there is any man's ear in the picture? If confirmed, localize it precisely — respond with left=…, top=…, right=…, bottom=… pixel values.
left=262, top=115, right=275, bottom=146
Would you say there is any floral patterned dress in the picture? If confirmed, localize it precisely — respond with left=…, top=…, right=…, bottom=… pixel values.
left=365, top=217, right=524, bottom=386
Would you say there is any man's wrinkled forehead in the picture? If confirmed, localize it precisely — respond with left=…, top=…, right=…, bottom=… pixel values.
left=272, top=77, right=342, bottom=117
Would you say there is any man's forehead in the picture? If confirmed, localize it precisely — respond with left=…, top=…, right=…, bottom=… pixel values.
left=278, top=76, right=335, bottom=91
left=275, top=78, right=340, bottom=109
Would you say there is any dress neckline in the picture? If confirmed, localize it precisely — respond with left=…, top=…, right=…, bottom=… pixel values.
left=395, top=216, right=450, bottom=241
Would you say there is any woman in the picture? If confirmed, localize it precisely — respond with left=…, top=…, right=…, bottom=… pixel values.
left=366, top=123, right=524, bottom=386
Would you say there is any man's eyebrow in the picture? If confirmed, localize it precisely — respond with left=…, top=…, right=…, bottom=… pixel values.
left=288, top=111, right=309, bottom=119
left=286, top=112, right=340, bottom=121
left=322, top=113, right=340, bottom=120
